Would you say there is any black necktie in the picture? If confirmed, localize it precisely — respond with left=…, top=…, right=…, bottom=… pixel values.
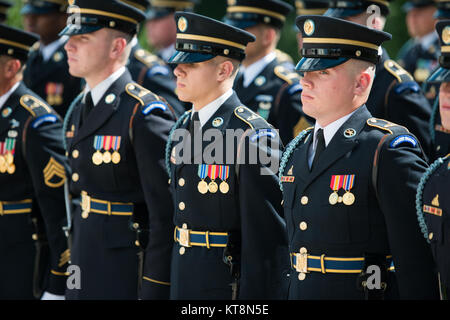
left=311, top=128, right=325, bottom=171
left=189, top=111, right=200, bottom=137
left=80, top=92, right=93, bottom=127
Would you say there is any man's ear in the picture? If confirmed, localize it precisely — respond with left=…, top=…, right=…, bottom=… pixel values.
left=217, top=60, right=234, bottom=82
left=111, top=37, right=127, bottom=59
left=354, top=71, right=372, bottom=96
left=4, top=59, right=21, bottom=79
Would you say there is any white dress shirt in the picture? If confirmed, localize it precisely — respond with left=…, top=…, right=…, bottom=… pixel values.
left=0, top=82, right=20, bottom=110
left=240, top=51, right=277, bottom=88
left=191, top=89, right=234, bottom=128
left=83, top=66, right=127, bottom=106
left=308, top=108, right=358, bottom=168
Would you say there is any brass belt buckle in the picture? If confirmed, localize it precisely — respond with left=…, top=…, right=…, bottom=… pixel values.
left=178, top=224, right=191, bottom=247
left=81, top=191, right=91, bottom=219
left=295, top=248, right=308, bottom=274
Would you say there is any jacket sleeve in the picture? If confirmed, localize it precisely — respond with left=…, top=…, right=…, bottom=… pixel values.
left=24, top=115, right=70, bottom=295
left=132, top=103, right=176, bottom=299
left=236, top=128, right=290, bottom=299
left=376, top=133, right=439, bottom=299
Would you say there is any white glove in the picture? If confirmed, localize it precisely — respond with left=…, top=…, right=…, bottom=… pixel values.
left=40, top=291, right=65, bottom=300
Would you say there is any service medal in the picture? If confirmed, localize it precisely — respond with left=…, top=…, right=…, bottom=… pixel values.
left=219, top=181, right=229, bottom=194
left=197, top=164, right=208, bottom=194
left=112, top=151, right=121, bottom=164
left=7, top=163, right=15, bottom=174
left=343, top=192, right=355, bottom=206
left=329, top=192, right=338, bottom=205
left=197, top=180, right=208, bottom=194
left=342, top=175, right=355, bottom=206
left=5, top=152, right=13, bottom=164
left=92, top=151, right=103, bottom=165
left=208, top=181, right=218, bottom=193
left=102, top=151, right=112, bottom=164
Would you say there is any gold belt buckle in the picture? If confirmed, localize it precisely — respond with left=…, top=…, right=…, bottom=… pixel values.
left=295, top=249, right=308, bottom=274
left=178, top=224, right=191, bottom=247
left=81, top=191, right=91, bottom=219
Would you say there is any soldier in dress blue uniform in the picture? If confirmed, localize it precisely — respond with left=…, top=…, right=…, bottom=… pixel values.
left=422, top=20, right=450, bottom=161
left=416, top=20, right=450, bottom=295
left=280, top=15, right=439, bottom=299
left=0, top=0, right=11, bottom=23
left=324, top=0, right=433, bottom=160
left=20, top=0, right=83, bottom=118
left=0, top=24, right=69, bottom=300
left=120, top=0, right=186, bottom=116
left=295, top=0, right=329, bottom=51
left=60, top=0, right=176, bottom=299
left=397, top=1, right=439, bottom=88
left=145, top=0, right=197, bottom=66
left=166, top=12, right=289, bottom=299
left=224, top=0, right=313, bottom=145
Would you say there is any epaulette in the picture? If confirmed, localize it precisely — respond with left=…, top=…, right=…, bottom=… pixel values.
left=274, top=65, right=301, bottom=85
left=367, top=118, right=419, bottom=149
left=234, top=105, right=270, bottom=130
left=134, top=48, right=165, bottom=68
left=125, top=82, right=161, bottom=107
left=384, top=59, right=414, bottom=83
left=275, top=49, right=293, bottom=65
left=19, top=94, right=53, bottom=118
left=366, top=118, right=409, bottom=135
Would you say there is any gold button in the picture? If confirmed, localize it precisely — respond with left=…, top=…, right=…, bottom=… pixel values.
left=300, top=247, right=307, bottom=254
left=132, top=222, right=139, bottom=230
left=428, top=232, right=434, bottom=240
left=65, top=151, right=68, bottom=157
left=168, top=179, right=171, bottom=185
left=301, top=196, right=308, bottom=205
left=135, top=240, right=140, bottom=247
left=72, top=173, right=79, bottom=182
left=179, top=247, right=185, bottom=255
left=72, top=149, right=79, bottom=158
left=299, top=221, right=307, bottom=231
left=178, top=178, right=185, bottom=186
left=298, top=272, right=306, bottom=281
left=32, top=234, right=38, bottom=241
left=81, top=211, right=89, bottom=219
left=179, top=202, right=185, bottom=210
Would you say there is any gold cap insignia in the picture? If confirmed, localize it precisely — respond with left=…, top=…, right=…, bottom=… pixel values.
left=443, top=26, right=450, bottom=45
left=178, top=16, right=188, bottom=32
left=304, top=19, right=315, bottom=36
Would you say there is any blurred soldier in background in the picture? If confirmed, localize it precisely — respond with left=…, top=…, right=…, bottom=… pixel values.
left=145, top=0, right=197, bottom=65
left=225, top=0, right=312, bottom=144
left=294, top=0, right=328, bottom=51
left=325, top=0, right=433, bottom=160
left=21, top=0, right=83, bottom=118
left=0, top=24, right=69, bottom=300
left=397, top=1, right=438, bottom=88
left=120, top=0, right=186, bottom=116
left=0, top=0, right=11, bottom=23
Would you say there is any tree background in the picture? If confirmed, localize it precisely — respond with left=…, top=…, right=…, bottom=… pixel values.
left=6, top=0, right=410, bottom=61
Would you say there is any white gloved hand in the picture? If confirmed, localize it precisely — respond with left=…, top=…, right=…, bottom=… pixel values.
left=40, top=291, right=65, bottom=300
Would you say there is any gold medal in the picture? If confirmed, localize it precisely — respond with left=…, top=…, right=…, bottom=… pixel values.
left=0, top=155, right=5, bottom=167
left=219, top=181, right=229, bottom=194
left=92, top=151, right=103, bottom=165
left=329, top=192, right=338, bottom=205
left=7, top=163, right=15, bottom=174
left=197, top=180, right=208, bottom=194
left=102, top=151, right=112, bottom=164
left=0, top=161, right=6, bottom=173
left=112, top=151, right=121, bottom=164
left=5, top=152, right=13, bottom=164
left=342, top=192, right=355, bottom=206
left=208, top=181, right=218, bottom=193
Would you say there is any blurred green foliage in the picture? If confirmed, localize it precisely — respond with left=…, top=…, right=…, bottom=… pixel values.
left=6, top=0, right=410, bottom=61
